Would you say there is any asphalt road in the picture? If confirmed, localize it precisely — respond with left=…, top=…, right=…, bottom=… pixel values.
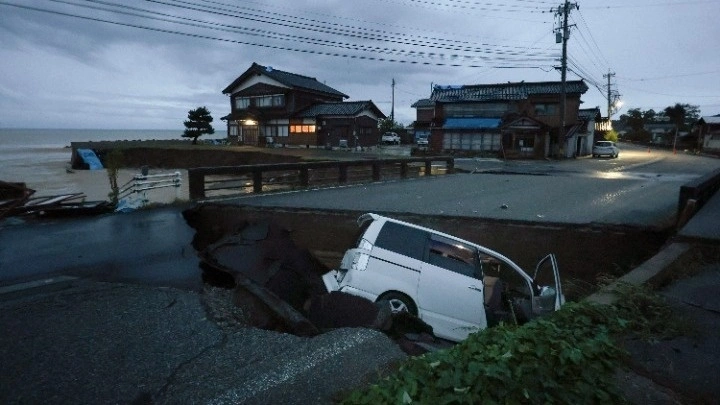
left=214, top=145, right=720, bottom=228
left=0, top=205, right=202, bottom=288
left=1, top=143, right=719, bottom=403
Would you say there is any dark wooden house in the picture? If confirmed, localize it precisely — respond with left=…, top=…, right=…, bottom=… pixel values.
left=222, top=63, right=385, bottom=147
left=411, top=80, right=589, bottom=158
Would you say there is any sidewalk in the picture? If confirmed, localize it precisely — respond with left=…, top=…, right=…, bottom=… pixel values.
left=590, top=189, right=720, bottom=403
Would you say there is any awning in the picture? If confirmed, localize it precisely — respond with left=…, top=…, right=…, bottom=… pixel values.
left=443, top=118, right=502, bottom=130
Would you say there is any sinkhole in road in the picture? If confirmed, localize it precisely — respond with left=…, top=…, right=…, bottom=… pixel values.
left=185, top=205, right=672, bottom=301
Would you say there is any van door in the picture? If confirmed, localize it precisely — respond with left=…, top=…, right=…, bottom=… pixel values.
left=531, top=254, right=563, bottom=316
left=417, top=235, right=486, bottom=342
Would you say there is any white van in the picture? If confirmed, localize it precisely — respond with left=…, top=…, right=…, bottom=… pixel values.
left=323, top=213, right=564, bottom=342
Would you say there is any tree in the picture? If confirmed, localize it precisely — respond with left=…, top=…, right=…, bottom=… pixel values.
left=603, top=129, right=619, bottom=143
left=183, top=106, right=215, bottom=145
left=619, top=108, right=651, bottom=142
left=664, top=103, right=688, bottom=153
left=378, top=118, right=403, bottom=134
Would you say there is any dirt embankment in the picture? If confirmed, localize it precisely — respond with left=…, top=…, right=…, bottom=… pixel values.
left=111, top=147, right=303, bottom=169
left=70, top=141, right=308, bottom=170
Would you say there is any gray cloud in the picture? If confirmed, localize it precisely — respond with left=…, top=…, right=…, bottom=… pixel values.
left=1, top=0, right=719, bottom=129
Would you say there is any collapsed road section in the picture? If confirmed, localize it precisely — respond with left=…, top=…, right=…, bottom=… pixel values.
left=183, top=204, right=671, bottom=351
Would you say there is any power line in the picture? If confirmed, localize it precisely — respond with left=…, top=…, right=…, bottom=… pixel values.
left=0, top=1, right=553, bottom=69
left=618, top=70, right=720, bottom=82
left=65, top=0, right=556, bottom=63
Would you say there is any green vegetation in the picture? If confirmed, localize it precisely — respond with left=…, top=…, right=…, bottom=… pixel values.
left=618, top=103, right=700, bottom=143
left=379, top=117, right=404, bottom=134
left=603, top=129, right=619, bottom=143
left=183, top=106, right=215, bottom=145
left=342, top=284, right=683, bottom=404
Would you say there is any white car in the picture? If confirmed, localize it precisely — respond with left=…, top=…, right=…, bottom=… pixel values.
left=322, top=213, right=564, bottom=342
left=381, top=132, right=401, bottom=145
left=592, top=141, right=619, bottom=158
left=416, top=134, right=429, bottom=147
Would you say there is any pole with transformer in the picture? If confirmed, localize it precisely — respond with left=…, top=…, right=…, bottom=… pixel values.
left=554, top=1, right=577, bottom=157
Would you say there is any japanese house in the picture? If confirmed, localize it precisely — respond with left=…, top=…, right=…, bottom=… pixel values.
left=222, top=63, right=385, bottom=148
left=411, top=80, right=589, bottom=158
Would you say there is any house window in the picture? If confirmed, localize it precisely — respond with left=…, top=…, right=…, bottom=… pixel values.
left=262, top=125, right=289, bottom=138
left=534, top=103, right=559, bottom=116
left=235, top=97, right=250, bottom=109
left=290, top=124, right=316, bottom=133
left=444, top=103, right=510, bottom=118
left=234, top=94, right=285, bottom=110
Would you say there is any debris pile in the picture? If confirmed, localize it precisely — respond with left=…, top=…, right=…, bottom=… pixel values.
left=183, top=205, right=441, bottom=354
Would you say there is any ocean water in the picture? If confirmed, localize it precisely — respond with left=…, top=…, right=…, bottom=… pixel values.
left=0, top=128, right=184, bottom=198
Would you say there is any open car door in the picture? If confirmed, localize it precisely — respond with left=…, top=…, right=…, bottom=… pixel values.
left=531, top=254, right=564, bottom=317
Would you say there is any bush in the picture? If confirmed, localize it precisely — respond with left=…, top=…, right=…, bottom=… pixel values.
left=342, top=286, right=682, bottom=404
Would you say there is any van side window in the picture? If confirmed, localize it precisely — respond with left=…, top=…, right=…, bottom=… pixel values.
left=374, top=221, right=428, bottom=260
left=427, top=236, right=478, bottom=278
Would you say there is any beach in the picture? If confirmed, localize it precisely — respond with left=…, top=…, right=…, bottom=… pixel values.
left=0, top=129, right=190, bottom=205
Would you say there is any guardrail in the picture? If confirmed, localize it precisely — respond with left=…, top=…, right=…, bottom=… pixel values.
left=116, top=171, right=182, bottom=210
left=677, top=167, right=720, bottom=228
left=188, top=156, right=454, bottom=200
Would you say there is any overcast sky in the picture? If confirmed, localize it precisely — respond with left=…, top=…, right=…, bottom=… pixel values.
left=1, top=0, right=719, bottom=129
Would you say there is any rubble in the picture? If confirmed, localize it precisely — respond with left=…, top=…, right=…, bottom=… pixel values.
left=184, top=205, right=441, bottom=354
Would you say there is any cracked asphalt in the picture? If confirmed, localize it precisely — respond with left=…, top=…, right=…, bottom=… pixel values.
left=0, top=279, right=405, bottom=404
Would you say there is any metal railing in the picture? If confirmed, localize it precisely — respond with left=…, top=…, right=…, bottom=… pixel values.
left=187, top=157, right=454, bottom=200
left=117, top=171, right=182, bottom=208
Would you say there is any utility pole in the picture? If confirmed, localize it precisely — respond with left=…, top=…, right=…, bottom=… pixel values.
left=603, top=70, right=616, bottom=119
left=554, top=1, right=577, bottom=156
left=391, top=78, right=395, bottom=124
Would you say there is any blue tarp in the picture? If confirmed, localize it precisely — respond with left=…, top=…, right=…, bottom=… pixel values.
left=443, top=118, right=501, bottom=130
left=76, top=149, right=104, bottom=170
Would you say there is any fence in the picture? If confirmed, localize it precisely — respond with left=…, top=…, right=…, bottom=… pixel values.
left=187, top=157, right=454, bottom=200
left=117, top=171, right=183, bottom=209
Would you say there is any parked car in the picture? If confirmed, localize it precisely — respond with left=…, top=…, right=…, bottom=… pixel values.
left=322, top=213, right=564, bottom=342
left=416, top=134, right=429, bottom=147
left=592, top=141, right=619, bottom=158
left=381, top=132, right=401, bottom=145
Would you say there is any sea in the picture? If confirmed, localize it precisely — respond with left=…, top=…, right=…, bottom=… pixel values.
left=0, top=128, right=184, bottom=198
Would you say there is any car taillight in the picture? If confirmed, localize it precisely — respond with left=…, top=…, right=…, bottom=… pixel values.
left=358, top=239, right=373, bottom=250
left=341, top=249, right=370, bottom=272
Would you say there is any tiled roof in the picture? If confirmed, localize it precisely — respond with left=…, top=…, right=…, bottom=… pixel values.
left=430, top=80, right=588, bottom=102
left=578, top=108, right=601, bottom=120
left=295, top=101, right=385, bottom=118
left=223, top=63, right=348, bottom=98
left=411, top=98, right=434, bottom=108
left=700, top=116, right=720, bottom=125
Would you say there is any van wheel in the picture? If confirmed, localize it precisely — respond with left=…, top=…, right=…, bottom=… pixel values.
left=378, top=292, right=418, bottom=316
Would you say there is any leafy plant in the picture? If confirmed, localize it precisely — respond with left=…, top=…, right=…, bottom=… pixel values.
left=342, top=286, right=683, bottom=404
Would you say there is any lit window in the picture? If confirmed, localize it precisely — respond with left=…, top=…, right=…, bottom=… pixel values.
left=290, top=125, right=316, bottom=133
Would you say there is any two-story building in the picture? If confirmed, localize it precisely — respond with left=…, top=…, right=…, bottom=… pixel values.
left=222, top=63, right=385, bottom=148
left=412, top=80, right=589, bottom=158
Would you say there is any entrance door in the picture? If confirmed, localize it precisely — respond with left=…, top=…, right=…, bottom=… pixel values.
left=241, top=125, right=259, bottom=145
